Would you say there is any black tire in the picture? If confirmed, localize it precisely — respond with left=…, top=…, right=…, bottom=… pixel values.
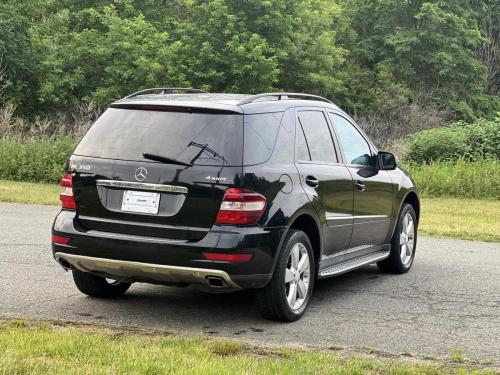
left=256, top=229, right=315, bottom=322
left=72, top=269, right=131, bottom=298
left=377, top=203, right=417, bottom=274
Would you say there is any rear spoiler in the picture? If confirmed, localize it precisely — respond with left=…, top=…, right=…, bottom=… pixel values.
left=110, top=102, right=243, bottom=114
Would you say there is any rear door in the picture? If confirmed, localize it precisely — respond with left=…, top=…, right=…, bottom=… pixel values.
left=69, top=106, right=243, bottom=241
left=328, top=112, right=393, bottom=247
left=294, top=109, right=353, bottom=255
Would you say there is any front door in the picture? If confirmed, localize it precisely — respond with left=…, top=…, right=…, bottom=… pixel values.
left=294, top=109, right=354, bottom=256
left=328, top=112, right=394, bottom=248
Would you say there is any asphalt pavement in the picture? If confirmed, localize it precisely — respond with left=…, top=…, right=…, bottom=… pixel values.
left=1, top=203, right=499, bottom=364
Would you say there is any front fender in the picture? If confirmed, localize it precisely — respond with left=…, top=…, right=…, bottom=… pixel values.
left=387, top=167, right=420, bottom=240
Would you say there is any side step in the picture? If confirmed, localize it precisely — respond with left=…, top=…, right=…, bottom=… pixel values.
left=318, top=251, right=390, bottom=278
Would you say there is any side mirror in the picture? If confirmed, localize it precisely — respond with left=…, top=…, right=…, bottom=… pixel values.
left=378, top=151, right=398, bottom=170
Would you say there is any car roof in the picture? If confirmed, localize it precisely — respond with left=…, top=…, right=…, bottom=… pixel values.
left=111, top=92, right=341, bottom=114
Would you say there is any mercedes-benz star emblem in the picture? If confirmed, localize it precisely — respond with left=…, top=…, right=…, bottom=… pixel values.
left=134, top=167, right=147, bottom=182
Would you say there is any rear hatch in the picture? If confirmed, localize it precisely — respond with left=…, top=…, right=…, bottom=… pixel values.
left=70, top=104, right=243, bottom=241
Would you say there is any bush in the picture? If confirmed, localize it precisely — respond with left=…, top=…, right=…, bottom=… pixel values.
left=405, top=118, right=500, bottom=163
left=407, top=159, right=499, bottom=199
left=0, top=137, right=77, bottom=183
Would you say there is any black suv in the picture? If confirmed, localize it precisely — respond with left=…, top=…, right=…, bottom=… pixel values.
left=52, top=89, right=419, bottom=321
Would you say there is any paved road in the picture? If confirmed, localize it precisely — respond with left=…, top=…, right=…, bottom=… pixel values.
left=1, top=203, right=499, bottom=363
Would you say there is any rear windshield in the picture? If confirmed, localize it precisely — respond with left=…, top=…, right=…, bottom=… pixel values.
left=74, top=108, right=243, bottom=166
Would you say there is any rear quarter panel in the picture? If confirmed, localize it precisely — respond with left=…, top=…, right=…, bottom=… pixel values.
left=243, top=107, right=323, bottom=272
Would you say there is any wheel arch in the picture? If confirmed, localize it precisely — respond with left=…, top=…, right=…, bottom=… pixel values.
left=387, top=189, right=420, bottom=241
left=403, top=191, right=420, bottom=224
left=287, top=213, right=322, bottom=270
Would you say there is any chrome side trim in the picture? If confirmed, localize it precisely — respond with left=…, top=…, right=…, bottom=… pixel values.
left=55, top=253, right=240, bottom=290
left=352, top=215, right=388, bottom=220
left=325, top=214, right=388, bottom=221
left=96, top=180, right=188, bottom=194
left=318, top=251, right=390, bottom=278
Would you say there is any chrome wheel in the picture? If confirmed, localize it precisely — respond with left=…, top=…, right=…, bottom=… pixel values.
left=285, top=242, right=311, bottom=310
left=399, top=213, right=415, bottom=266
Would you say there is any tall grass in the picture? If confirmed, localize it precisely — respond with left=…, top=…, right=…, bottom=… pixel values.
left=407, top=159, right=499, bottom=199
left=0, top=137, right=77, bottom=183
left=0, top=104, right=97, bottom=140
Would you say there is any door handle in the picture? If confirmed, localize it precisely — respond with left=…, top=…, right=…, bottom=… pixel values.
left=354, top=180, right=365, bottom=191
left=305, top=175, right=319, bottom=188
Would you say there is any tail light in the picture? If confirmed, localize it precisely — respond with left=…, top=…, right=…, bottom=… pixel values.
left=215, top=188, right=266, bottom=225
left=59, top=173, right=76, bottom=209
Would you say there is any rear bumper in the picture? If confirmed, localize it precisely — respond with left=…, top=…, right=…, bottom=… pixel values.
left=52, top=210, right=285, bottom=289
left=55, top=253, right=241, bottom=290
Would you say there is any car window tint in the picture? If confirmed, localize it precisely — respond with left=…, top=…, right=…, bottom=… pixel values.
left=296, top=121, right=311, bottom=161
left=74, top=108, right=243, bottom=166
left=243, top=112, right=283, bottom=165
left=297, top=111, right=337, bottom=163
left=329, top=113, right=376, bottom=167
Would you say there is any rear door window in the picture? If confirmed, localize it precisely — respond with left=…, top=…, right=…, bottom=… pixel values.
left=297, top=111, right=338, bottom=163
left=74, top=108, right=243, bottom=166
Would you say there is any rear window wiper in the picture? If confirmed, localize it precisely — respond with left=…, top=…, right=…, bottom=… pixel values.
left=142, top=153, right=193, bottom=167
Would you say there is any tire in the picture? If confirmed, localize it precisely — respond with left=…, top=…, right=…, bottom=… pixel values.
left=72, top=269, right=131, bottom=298
left=377, top=203, right=417, bottom=274
left=256, top=229, right=315, bottom=322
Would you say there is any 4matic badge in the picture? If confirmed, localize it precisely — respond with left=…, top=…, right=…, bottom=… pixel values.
left=205, top=176, right=228, bottom=182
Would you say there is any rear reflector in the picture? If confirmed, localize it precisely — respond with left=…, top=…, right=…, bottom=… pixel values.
left=202, top=252, right=253, bottom=263
left=215, top=188, right=266, bottom=225
left=52, top=234, right=70, bottom=245
left=59, top=173, right=76, bottom=209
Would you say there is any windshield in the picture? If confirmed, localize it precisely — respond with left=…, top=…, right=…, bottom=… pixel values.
left=74, top=108, right=243, bottom=166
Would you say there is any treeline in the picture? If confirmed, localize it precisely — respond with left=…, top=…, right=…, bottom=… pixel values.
left=0, top=0, right=499, bottom=121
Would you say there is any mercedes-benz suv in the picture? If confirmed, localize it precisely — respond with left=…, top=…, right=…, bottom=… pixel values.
left=52, top=88, right=420, bottom=321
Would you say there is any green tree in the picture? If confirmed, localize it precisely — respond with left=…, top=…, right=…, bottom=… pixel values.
left=1, top=0, right=498, bottom=120
left=0, top=1, right=40, bottom=112
left=31, top=0, right=184, bottom=109
left=340, top=0, right=491, bottom=118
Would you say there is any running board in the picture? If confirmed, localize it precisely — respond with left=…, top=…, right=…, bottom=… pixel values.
left=318, top=251, right=390, bottom=278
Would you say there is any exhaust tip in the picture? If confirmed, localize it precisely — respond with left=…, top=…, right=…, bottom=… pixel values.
left=57, top=258, right=72, bottom=271
left=206, top=276, right=226, bottom=288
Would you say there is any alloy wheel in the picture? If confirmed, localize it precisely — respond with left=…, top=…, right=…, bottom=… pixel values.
left=285, top=242, right=311, bottom=310
left=399, top=213, right=415, bottom=266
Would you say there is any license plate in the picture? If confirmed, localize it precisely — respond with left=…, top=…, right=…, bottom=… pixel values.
left=121, top=190, right=160, bottom=214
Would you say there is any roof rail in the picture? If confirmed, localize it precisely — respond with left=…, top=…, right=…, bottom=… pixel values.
left=125, top=88, right=208, bottom=99
left=238, top=92, right=333, bottom=105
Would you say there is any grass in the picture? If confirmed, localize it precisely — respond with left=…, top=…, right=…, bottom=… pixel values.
left=0, top=320, right=495, bottom=374
left=0, top=179, right=59, bottom=205
left=419, top=198, right=499, bottom=242
left=450, top=349, right=466, bottom=363
left=407, top=159, right=499, bottom=200
left=0, top=180, right=498, bottom=241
